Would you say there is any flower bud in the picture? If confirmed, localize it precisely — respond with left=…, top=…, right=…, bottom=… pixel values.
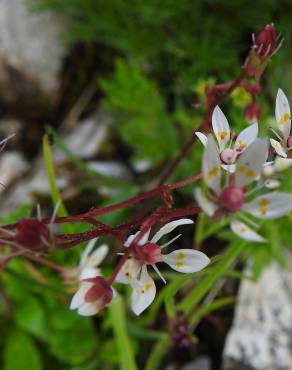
left=244, top=103, right=261, bottom=123
left=15, top=219, right=50, bottom=251
left=287, top=135, right=292, bottom=149
left=244, top=24, right=280, bottom=80
left=253, top=24, right=277, bottom=58
left=219, top=186, right=245, bottom=212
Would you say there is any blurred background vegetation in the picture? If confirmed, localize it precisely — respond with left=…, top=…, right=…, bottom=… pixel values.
left=1, top=1, right=292, bottom=369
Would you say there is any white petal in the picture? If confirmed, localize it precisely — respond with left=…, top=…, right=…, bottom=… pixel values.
left=79, top=267, right=100, bottom=280
left=242, top=192, right=292, bottom=219
left=77, top=302, right=100, bottom=316
left=235, top=138, right=269, bottom=187
left=70, top=282, right=91, bottom=309
left=150, top=219, right=193, bottom=243
left=79, top=238, right=98, bottom=268
left=221, top=164, right=236, bottom=173
left=230, top=219, right=266, bottom=243
left=212, top=106, right=230, bottom=151
left=203, top=135, right=222, bottom=195
left=115, top=258, right=140, bottom=285
left=234, top=122, right=258, bottom=153
left=194, top=188, right=218, bottom=216
left=275, top=88, right=291, bottom=139
left=162, top=249, right=210, bottom=273
left=274, top=157, right=292, bottom=171
left=131, top=266, right=156, bottom=316
left=86, top=244, right=108, bottom=268
left=270, top=138, right=287, bottom=158
left=124, top=229, right=150, bottom=247
left=195, top=131, right=208, bottom=146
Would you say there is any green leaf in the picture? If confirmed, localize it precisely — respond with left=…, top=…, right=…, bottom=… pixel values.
left=109, top=297, right=137, bottom=370
left=4, top=330, right=43, bottom=370
left=42, top=134, right=73, bottom=233
left=178, top=242, right=245, bottom=315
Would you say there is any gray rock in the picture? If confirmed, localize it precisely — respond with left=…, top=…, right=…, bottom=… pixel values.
left=0, top=0, right=65, bottom=93
left=181, top=356, right=211, bottom=370
left=223, top=254, right=292, bottom=370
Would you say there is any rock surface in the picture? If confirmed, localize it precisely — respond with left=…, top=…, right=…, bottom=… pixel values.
left=223, top=255, right=292, bottom=370
left=0, top=0, right=65, bottom=94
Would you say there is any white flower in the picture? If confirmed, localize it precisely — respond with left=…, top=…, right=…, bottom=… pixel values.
left=115, top=220, right=210, bottom=315
left=78, top=238, right=108, bottom=280
left=70, top=276, right=113, bottom=316
left=195, top=105, right=258, bottom=166
left=194, top=135, right=292, bottom=242
left=70, top=239, right=110, bottom=316
left=270, top=89, right=292, bottom=163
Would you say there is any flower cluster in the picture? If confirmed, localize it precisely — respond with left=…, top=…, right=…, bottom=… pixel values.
left=70, top=222, right=210, bottom=316
left=195, top=95, right=292, bottom=242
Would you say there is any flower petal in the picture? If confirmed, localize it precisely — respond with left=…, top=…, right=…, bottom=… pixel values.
left=212, top=106, right=230, bottom=151
left=79, top=267, right=100, bottom=280
left=270, top=138, right=287, bottom=158
left=242, top=192, right=292, bottom=219
left=79, top=238, right=98, bottom=268
left=195, top=131, right=208, bottom=146
left=203, top=135, right=222, bottom=195
left=230, top=219, right=266, bottom=243
left=150, top=219, right=193, bottom=243
left=162, top=249, right=210, bottom=273
left=235, top=138, right=269, bottom=187
left=234, top=122, right=258, bottom=153
left=124, top=229, right=150, bottom=247
left=275, top=88, right=291, bottom=139
left=115, top=258, right=140, bottom=285
left=274, top=157, right=292, bottom=171
left=78, top=302, right=100, bottom=316
left=131, top=266, right=156, bottom=315
left=194, top=188, right=218, bottom=216
left=86, top=244, right=108, bottom=268
left=70, top=282, right=91, bottom=309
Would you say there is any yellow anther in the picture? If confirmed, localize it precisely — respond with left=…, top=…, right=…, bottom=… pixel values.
left=218, top=131, right=228, bottom=140
left=175, top=262, right=184, bottom=268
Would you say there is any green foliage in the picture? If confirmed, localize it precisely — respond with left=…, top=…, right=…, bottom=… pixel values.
left=101, top=60, right=178, bottom=164
left=3, top=1, right=292, bottom=369
left=4, top=330, right=43, bottom=370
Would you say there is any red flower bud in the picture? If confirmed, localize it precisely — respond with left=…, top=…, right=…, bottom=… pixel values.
left=253, top=24, right=277, bottom=58
left=15, top=219, right=50, bottom=251
left=219, top=186, right=245, bottom=212
left=244, top=24, right=281, bottom=80
left=244, top=103, right=262, bottom=123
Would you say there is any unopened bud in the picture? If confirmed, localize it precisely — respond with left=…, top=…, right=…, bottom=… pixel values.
left=254, top=24, right=277, bottom=58
left=219, top=186, right=245, bottom=212
left=15, top=219, right=50, bottom=251
left=287, top=135, right=292, bottom=149
left=244, top=103, right=261, bottom=123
